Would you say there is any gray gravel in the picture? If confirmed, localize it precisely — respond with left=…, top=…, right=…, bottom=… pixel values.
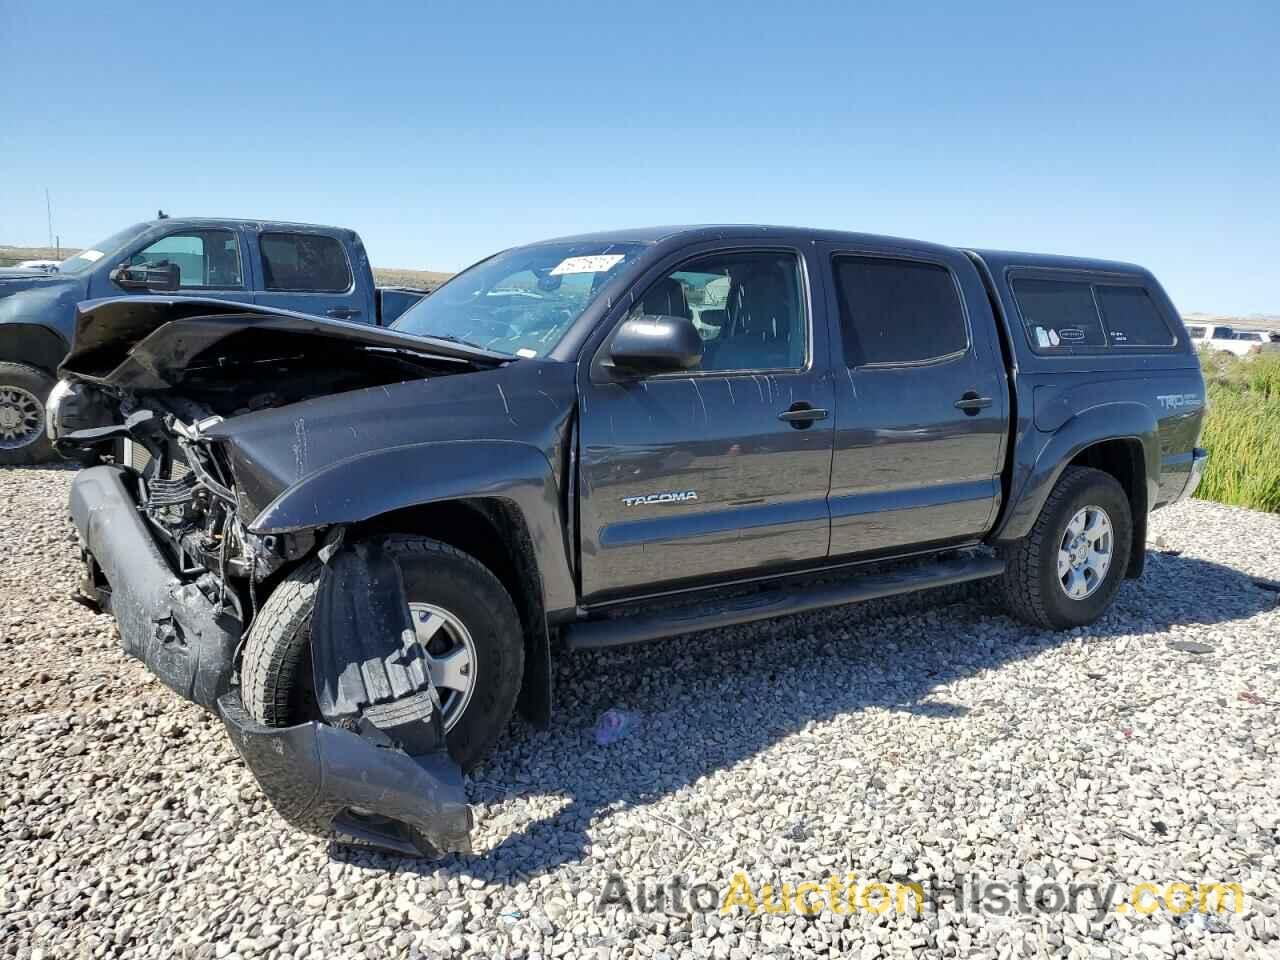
left=2, top=465, right=1278, bottom=959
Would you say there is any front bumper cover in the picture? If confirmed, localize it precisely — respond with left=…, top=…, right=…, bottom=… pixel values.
left=70, top=465, right=473, bottom=857
left=218, top=692, right=472, bottom=856
left=69, top=465, right=239, bottom=710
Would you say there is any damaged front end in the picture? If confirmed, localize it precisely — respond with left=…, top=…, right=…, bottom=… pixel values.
left=55, top=298, right=501, bottom=856
left=219, top=538, right=473, bottom=856
left=72, top=461, right=472, bottom=855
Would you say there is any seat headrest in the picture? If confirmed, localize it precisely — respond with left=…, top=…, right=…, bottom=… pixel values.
left=727, top=269, right=791, bottom=342
left=641, top=277, right=690, bottom=319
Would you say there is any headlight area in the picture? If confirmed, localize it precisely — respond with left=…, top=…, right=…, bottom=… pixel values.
left=45, top=378, right=119, bottom=445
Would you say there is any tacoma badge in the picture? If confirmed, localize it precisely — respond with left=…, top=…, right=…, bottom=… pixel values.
left=622, top=491, right=699, bottom=507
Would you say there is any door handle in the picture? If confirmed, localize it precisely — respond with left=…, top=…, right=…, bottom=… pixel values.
left=326, top=307, right=361, bottom=320
left=954, top=392, right=993, bottom=414
left=778, top=403, right=828, bottom=427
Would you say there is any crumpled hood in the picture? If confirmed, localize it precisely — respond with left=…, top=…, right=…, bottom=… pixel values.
left=59, top=296, right=510, bottom=388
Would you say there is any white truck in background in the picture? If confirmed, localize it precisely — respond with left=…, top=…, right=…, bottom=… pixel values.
left=1185, top=323, right=1278, bottom=357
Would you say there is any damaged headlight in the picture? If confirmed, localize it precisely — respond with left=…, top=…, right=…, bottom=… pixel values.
left=44, top=378, right=77, bottom=440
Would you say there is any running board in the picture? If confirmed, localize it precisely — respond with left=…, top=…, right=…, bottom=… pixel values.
left=562, top=555, right=1005, bottom=651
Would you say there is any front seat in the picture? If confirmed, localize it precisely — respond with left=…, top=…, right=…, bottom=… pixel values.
left=705, top=269, right=795, bottom=370
left=639, top=277, right=691, bottom=319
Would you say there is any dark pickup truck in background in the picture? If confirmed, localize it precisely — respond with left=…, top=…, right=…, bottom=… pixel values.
left=0, top=217, right=426, bottom=464
left=49, top=224, right=1207, bottom=856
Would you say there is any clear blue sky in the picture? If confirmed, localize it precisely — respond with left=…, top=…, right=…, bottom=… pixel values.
left=2, top=1, right=1276, bottom=314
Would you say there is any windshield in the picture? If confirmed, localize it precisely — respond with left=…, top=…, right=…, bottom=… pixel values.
left=58, top=223, right=151, bottom=275
left=392, top=241, right=647, bottom=356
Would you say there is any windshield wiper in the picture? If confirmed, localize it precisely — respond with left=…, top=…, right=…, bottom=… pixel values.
left=420, top=333, right=493, bottom=351
left=423, top=332, right=524, bottom=357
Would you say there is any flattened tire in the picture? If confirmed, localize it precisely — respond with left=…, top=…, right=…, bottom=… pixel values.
left=998, top=466, right=1133, bottom=630
left=0, top=362, right=55, bottom=466
left=242, top=536, right=524, bottom=771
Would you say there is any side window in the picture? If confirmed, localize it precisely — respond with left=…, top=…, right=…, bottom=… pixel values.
left=1211, top=326, right=1234, bottom=339
left=260, top=232, right=353, bottom=292
left=1011, top=278, right=1107, bottom=350
left=1095, top=286, right=1175, bottom=346
left=833, top=256, right=967, bottom=366
left=129, top=230, right=242, bottom=288
left=627, top=251, right=806, bottom=372
left=1186, top=325, right=1206, bottom=338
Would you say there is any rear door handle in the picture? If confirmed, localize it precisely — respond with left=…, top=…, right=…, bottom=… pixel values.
left=326, top=307, right=361, bottom=320
left=778, top=404, right=828, bottom=426
left=954, top=393, right=993, bottom=414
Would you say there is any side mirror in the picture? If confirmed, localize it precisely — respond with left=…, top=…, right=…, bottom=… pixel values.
left=608, top=315, right=703, bottom=375
left=110, top=261, right=181, bottom=292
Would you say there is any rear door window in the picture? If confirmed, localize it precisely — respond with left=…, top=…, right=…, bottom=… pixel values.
left=1095, top=285, right=1174, bottom=346
left=260, top=232, right=353, bottom=292
left=833, top=256, right=968, bottom=365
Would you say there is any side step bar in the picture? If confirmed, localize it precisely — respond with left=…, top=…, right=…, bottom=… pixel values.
left=562, top=554, right=1005, bottom=651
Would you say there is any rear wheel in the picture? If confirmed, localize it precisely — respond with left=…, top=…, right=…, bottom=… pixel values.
left=999, top=466, right=1133, bottom=629
left=241, top=535, right=524, bottom=771
left=0, top=362, right=55, bottom=466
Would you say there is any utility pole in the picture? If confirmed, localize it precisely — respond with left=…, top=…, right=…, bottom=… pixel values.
left=45, top=189, right=53, bottom=249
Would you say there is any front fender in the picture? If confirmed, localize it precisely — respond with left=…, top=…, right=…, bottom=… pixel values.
left=0, top=322, right=69, bottom=374
left=993, top=400, right=1158, bottom=542
left=249, top=439, right=576, bottom=616
left=0, top=280, right=84, bottom=354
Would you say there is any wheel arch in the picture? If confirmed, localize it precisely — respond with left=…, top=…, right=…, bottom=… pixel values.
left=249, top=440, right=573, bottom=728
left=1065, top=437, right=1148, bottom=578
left=994, top=401, right=1158, bottom=579
left=350, top=497, right=554, bottom=727
left=0, top=323, right=68, bottom=376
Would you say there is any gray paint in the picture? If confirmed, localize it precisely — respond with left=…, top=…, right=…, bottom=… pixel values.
left=60, top=224, right=1206, bottom=645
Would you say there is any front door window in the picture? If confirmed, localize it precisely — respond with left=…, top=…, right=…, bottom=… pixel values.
left=129, top=230, right=243, bottom=289
left=627, top=251, right=807, bottom=372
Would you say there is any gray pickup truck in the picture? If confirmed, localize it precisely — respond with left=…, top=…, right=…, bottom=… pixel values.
left=0, top=217, right=425, bottom=464
left=49, top=225, right=1207, bottom=856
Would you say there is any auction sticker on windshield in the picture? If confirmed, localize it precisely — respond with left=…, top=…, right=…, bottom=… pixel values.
left=78, top=250, right=105, bottom=263
left=549, top=254, right=626, bottom=275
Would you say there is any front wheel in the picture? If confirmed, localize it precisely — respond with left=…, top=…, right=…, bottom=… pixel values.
left=241, top=536, right=525, bottom=771
left=0, top=362, right=56, bottom=466
left=998, top=466, right=1133, bottom=630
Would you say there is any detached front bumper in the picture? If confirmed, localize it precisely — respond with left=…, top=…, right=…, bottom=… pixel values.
left=69, top=465, right=473, bottom=857
left=218, top=693, right=472, bottom=856
left=69, top=465, right=238, bottom=710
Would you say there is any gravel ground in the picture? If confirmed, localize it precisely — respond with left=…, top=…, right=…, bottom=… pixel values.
left=2, top=465, right=1277, bottom=960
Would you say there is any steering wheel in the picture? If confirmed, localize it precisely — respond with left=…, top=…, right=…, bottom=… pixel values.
left=472, top=316, right=519, bottom=340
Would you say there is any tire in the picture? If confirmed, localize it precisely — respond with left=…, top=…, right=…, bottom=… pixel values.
left=0, top=362, right=55, bottom=466
left=998, top=466, right=1133, bottom=630
left=242, top=535, right=524, bottom=771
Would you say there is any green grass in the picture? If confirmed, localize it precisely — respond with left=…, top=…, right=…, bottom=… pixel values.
left=1195, top=352, right=1280, bottom=512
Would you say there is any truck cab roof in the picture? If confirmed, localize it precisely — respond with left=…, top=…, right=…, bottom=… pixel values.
left=536, top=224, right=1149, bottom=276
left=125, top=217, right=359, bottom=235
